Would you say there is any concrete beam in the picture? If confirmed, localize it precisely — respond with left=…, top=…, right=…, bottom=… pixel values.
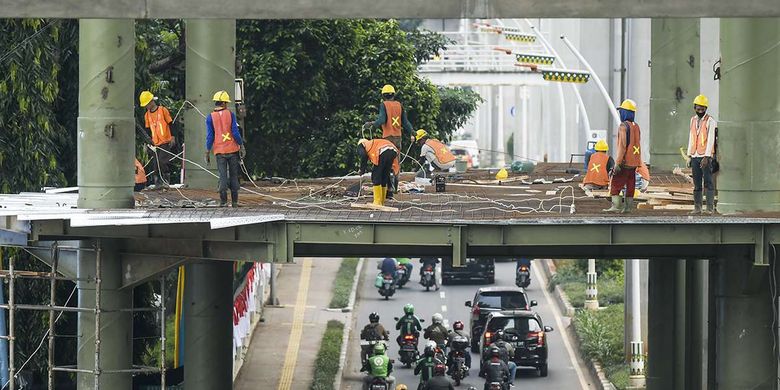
left=1, top=0, right=779, bottom=19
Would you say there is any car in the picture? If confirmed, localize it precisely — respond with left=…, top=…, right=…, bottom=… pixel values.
left=464, top=287, right=536, bottom=352
left=442, top=257, right=495, bottom=285
left=450, top=148, right=473, bottom=169
left=479, top=310, right=554, bottom=377
left=450, top=140, right=480, bottom=168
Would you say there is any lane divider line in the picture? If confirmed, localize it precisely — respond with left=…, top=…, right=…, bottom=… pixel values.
left=277, top=258, right=313, bottom=390
left=441, top=305, right=448, bottom=313
left=439, top=291, right=446, bottom=299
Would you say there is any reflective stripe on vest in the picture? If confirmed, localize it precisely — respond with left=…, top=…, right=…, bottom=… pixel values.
left=425, top=139, right=456, bottom=165
left=211, top=109, right=240, bottom=155
left=381, top=101, right=403, bottom=138
left=623, top=122, right=642, bottom=168
left=145, top=106, right=173, bottom=146
left=688, top=114, right=710, bottom=156
left=583, top=152, right=609, bottom=186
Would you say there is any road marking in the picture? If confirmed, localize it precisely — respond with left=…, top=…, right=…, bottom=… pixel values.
left=440, top=291, right=446, bottom=299
left=441, top=305, right=448, bottom=313
left=277, top=258, right=313, bottom=390
left=532, top=260, right=589, bottom=390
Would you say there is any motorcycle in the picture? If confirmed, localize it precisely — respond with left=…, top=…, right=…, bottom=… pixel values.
left=378, top=273, right=396, bottom=300
left=396, top=264, right=410, bottom=288
left=487, top=382, right=506, bottom=390
left=394, top=317, right=424, bottom=368
left=367, top=377, right=389, bottom=390
left=448, top=336, right=470, bottom=385
left=515, top=265, right=531, bottom=288
left=420, top=266, right=436, bottom=291
left=360, top=339, right=385, bottom=367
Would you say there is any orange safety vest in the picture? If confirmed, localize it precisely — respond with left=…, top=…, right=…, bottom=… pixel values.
left=210, top=108, right=240, bottom=155
left=621, top=122, right=642, bottom=168
left=134, top=159, right=146, bottom=184
left=381, top=101, right=403, bottom=138
left=637, top=163, right=650, bottom=181
left=144, top=106, right=173, bottom=146
left=424, top=139, right=456, bottom=165
left=363, top=139, right=400, bottom=175
left=688, top=114, right=711, bottom=156
left=583, top=152, right=610, bottom=186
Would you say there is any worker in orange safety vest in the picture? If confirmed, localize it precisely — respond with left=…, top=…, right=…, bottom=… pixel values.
left=604, top=99, right=642, bottom=214
left=134, top=159, right=147, bottom=192
left=583, top=140, right=614, bottom=190
left=687, top=94, right=718, bottom=214
left=357, top=138, right=400, bottom=207
left=205, top=90, right=246, bottom=207
left=139, top=91, right=178, bottom=188
left=413, top=129, right=456, bottom=173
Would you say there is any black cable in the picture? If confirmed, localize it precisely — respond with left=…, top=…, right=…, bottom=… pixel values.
left=0, top=20, right=61, bottom=65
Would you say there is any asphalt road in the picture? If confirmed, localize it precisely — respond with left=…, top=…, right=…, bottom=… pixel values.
left=345, top=259, right=590, bottom=389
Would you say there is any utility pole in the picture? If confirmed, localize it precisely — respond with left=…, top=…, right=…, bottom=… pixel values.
left=628, top=258, right=646, bottom=388
left=584, top=259, right=599, bottom=310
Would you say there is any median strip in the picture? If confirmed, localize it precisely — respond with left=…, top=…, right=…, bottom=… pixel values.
left=310, top=320, right=345, bottom=390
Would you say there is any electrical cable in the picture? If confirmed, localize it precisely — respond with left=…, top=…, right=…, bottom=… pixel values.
left=0, top=20, right=61, bottom=65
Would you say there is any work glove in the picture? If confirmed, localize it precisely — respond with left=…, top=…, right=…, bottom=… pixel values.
left=613, top=164, right=622, bottom=175
left=204, top=151, right=211, bottom=164
left=700, top=156, right=710, bottom=168
left=363, top=121, right=373, bottom=130
left=239, top=145, right=247, bottom=159
left=686, top=158, right=692, bottom=168
left=169, top=137, right=177, bottom=149
left=410, top=135, right=416, bottom=143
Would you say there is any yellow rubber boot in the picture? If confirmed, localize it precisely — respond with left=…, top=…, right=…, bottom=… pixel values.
left=372, top=185, right=383, bottom=206
left=381, top=186, right=388, bottom=206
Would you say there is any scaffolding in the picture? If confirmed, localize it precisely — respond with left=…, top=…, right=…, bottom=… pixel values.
left=0, top=242, right=167, bottom=389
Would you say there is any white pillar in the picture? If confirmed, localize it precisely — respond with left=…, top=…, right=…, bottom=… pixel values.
left=584, top=259, right=599, bottom=310
left=628, top=258, right=646, bottom=388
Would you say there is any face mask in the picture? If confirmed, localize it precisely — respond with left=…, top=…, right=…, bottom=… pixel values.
left=696, top=111, right=706, bottom=118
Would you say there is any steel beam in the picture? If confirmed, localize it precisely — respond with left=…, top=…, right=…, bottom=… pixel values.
left=689, top=259, right=708, bottom=390
left=649, top=19, right=700, bottom=170
left=184, top=19, right=235, bottom=189
left=719, top=19, right=780, bottom=213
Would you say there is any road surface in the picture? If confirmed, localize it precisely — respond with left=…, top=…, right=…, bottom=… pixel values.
left=344, top=259, right=591, bottom=389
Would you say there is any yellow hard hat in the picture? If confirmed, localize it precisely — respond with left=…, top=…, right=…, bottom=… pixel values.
left=415, top=129, right=428, bottom=141
left=496, top=168, right=508, bottom=181
left=618, top=99, right=637, bottom=112
left=212, top=90, right=231, bottom=103
left=395, top=385, right=408, bottom=390
left=693, top=94, right=709, bottom=107
left=595, top=140, right=608, bottom=152
left=381, top=84, right=396, bottom=95
left=139, top=91, right=155, bottom=107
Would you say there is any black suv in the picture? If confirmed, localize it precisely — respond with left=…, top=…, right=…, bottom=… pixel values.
left=479, top=310, right=553, bottom=377
left=442, top=257, right=495, bottom=285
left=464, top=287, right=536, bottom=352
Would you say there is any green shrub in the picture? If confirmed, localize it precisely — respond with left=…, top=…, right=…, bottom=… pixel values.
left=573, top=304, right=625, bottom=367
left=604, top=363, right=630, bottom=390
left=310, top=320, right=345, bottom=390
left=329, top=258, right=360, bottom=309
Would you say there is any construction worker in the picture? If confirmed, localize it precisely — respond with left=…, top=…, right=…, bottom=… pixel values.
left=687, top=94, right=718, bottom=214
left=358, top=138, right=400, bottom=206
left=361, top=343, right=395, bottom=390
left=414, top=129, right=456, bottom=173
left=365, top=84, right=414, bottom=199
left=205, top=90, right=246, bottom=207
left=134, top=159, right=147, bottom=192
left=604, top=99, right=642, bottom=214
left=582, top=140, right=614, bottom=190
left=139, top=91, right=177, bottom=187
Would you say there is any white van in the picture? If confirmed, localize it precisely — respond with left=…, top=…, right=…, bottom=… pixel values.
left=449, top=140, right=480, bottom=168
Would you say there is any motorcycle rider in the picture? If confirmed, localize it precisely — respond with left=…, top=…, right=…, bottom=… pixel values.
left=424, top=313, right=449, bottom=354
left=419, top=257, right=440, bottom=290
left=361, top=343, right=396, bottom=390
left=396, top=304, right=423, bottom=346
left=361, top=312, right=390, bottom=363
left=397, top=257, right=413, bottom=284
left=422, top=364, right=455, bottom=390
left=414, top=344, right=441, bottom=390
left=446, top=321, right=471, bottom=374
left=482, top=330, right=516, bottom=387
left=379, top=257, right=399, bottom=282
left=483, top=346, right=510, bottom=390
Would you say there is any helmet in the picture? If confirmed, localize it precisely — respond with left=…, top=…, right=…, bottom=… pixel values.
left=595, top=140, right=608, bottom=152
left=489, top=345, right=500, bottom=358
left=415, top=129, right=428, bottom=141
left=139, top=91, right=155, bottom=107
left=381, top=84, right=396, bottom=95
left=453, top=321, right=464, bottom=331
left=396, top=386, right=408, bottom=390
left=432, top=313, right=443, bottom=324
left=373, top=342, right=386, bottom=355
left=693, top=94, right=709, bottom=107
left=426, top=340, right=437, bottom=351
left=424, top=344, right=435, bottom=357
left=403, top=304, right=414, bottom=315
left=369, top=312, right=379, bottom=323
left=434, top=363, right=446, bottom=375
left=212, top=90, right=231, bottom=103
left=618, top=99, right=637, bottom=112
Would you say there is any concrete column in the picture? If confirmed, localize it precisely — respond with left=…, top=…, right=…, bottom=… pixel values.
left=714, top=256, right=774, bottom=389
left=689, top=259, right=709, bottom=390
left=649, top=19, right=700, bottom=170
left=718, top=18, right=780, bottom=213
left=647, top=259, right=675, bottom=390
left=184, top=19, right=236, bottom=189
left=77, top=239, right=132, bottom=389
left=77, top=19, right=135, bottom=209
left=183, top=262, right=233, bottom=389
left=673, top=259, right=688, bottom=390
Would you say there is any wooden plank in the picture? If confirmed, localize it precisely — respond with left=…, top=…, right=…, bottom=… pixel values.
left=637, top=203, right=655, bottom=210
left=654, top=204, right=695, bottom=211
left=350, top=203, right=400, bottom=212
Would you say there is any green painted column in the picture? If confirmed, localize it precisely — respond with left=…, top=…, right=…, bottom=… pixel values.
left=646, top=259, right=675, bottom=390
left=183, top=262, right=233, bottom=389
left=688, top=260, right=708, bottom=390
left=184, top=19, right=236, bottom=189
left=649, top=19, right=700, bottom=170
left=77, top=19, right=135, bottom=209
left=673, top=259, right=688, bottom=390
left=718, top=19, right=780, bottom=213
left=77, top=239, right=132, bottom=389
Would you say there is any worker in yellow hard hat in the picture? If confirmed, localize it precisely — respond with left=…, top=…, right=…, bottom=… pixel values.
left=139, top=90, right=178, bottom=188
left=357, top=138, right=400, bottom=207
left=604, top=99, right=642, bottom=214
left=364, top=84, right=414, bottom=199
left=205, top=90, right=246, bottom=207
left=413, top=129, right=456, bottom=174
left=687, top=94, right=718, bottom=214
left=583, top=140, right=614, bottom=190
